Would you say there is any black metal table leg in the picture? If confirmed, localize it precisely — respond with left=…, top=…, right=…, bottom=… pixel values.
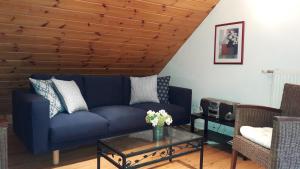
left=203, top=115, right=208, bottom=142
left=200, top=140, right=204, bottom=169
left=97, top=142, right=101, bottom=169
left=97, top=154, right=100, bottom=169
left=122, top=157, right=126, bottom=169
left=191, top=115, right=196, bottom=132
left=168, top=146, right=173, bottom=162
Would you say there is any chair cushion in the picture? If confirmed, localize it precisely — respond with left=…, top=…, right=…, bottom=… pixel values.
left=240, top=126, right=272, bottom=149
left=84, top=76, right=124, bottom=108
left=49, top=111, right=108, bottom=144
left=131, top=102, right=189, bottom=125
left=91, top=106, right=148, bottom=136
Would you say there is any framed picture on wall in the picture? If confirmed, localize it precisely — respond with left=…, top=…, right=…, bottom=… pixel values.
left=214, top=21, right=245, bottom=64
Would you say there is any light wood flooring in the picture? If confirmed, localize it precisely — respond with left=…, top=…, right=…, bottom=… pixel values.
left=7, top=127, right=264, bottom=169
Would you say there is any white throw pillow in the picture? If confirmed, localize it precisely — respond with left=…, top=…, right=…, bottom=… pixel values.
left=240, top=126, right=273, bottom=149
left=52, top=78, right=88, bottom=113
left=130, top=75, right=160, bottom=105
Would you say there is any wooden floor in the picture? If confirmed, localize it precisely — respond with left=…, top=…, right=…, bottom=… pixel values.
left=7, top=127, right=264, bottom=169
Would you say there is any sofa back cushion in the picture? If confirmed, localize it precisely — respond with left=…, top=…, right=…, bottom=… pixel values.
left=30, top=74, right=85, bottom=96
left=84, top=76, right=124, bottom=108
left=123, top=76, right=131, bottom=105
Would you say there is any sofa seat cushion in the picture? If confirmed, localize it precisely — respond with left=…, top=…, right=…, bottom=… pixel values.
left=131, top=102, right=188, bottom=125
left=91, top=106, right=148, bottom=136
left=49, top=111, right=108, bottom=144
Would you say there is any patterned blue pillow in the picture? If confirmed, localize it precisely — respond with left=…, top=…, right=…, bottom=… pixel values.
left=29, top=78, right=65, bottom=118
left=157, top=76, right=171, bottom=104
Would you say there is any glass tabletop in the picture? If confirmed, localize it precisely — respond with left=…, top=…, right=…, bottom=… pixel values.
left=100, top=127, right=202, bottom=156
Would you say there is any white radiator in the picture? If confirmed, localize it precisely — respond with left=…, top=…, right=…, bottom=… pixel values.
left=271, top=70, right=300, bottom=108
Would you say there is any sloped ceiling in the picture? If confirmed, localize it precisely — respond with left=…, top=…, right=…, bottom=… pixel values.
left=0, top=0, right=219, bottom=115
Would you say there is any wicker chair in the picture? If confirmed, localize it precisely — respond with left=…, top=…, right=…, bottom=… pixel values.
left=231, top=84, right=300, bottom=169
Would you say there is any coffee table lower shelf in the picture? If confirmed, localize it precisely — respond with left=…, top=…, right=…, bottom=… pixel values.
left=96, top=128, right=204, bottom=169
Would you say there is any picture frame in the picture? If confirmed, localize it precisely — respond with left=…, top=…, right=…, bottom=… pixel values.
left=214, top=21, right=245, bottom=64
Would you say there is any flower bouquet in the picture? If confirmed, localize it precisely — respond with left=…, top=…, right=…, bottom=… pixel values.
left=145, top=110, right=173, bottom=140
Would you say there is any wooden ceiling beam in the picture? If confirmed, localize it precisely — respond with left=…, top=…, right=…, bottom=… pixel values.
left=0, top=13, right=191, bottom=40
left=3, top=0, right=200, bottom=26
left=0, top=66, right=158, bottom=75
left=0, top=1, right=194, bottom=33
left=0, top=23, right=186, bottom=44
left=0, top=43, right=173, bottom=58
left=0, top=34, right=181, bottom=52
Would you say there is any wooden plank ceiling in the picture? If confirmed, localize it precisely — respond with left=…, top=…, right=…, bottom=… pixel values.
left=0, top=0, right=219, bottom=115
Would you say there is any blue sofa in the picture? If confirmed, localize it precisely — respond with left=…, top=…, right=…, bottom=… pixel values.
left=12, top=75, right=192, bottom=158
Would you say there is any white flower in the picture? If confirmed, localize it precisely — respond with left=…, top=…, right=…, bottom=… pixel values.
left=147, top=110, right=155, bottom=116
left=146, top=109, right=173, bottom=127
left=151, top=117, right=159, bottom=127
left=159, top=109, right=168, bottom=117
left=159, top=109, right=166, bottom=114
left=165, top=117, right=173, bottom=125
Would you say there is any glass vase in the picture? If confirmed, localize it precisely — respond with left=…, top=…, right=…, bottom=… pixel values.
left=153, top=126, right=164, bottom=141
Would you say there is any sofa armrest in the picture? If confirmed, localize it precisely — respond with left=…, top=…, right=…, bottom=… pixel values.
left=12, top=90, right=50, bottom=154
left=271, top=116, right=300, bottom=169
left=234, top=105, right=281, bottom=136
left=169, top=86, right=192, bottom=115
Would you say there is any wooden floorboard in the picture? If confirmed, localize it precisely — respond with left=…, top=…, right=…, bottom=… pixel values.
left=7, top=126, right=264, bottom=169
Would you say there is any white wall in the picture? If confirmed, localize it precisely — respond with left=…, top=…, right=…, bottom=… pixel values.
left=160, top=0, right=300, bottom=111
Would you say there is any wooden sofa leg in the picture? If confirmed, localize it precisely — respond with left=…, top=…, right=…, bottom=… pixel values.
left=53, top=150, right=60, bottom=165
left=230, top=150, right=237, bottom=169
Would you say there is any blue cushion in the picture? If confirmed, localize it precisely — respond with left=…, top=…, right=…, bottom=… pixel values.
left=31, top=74, right=85, bottom=96
left=131, top=102, right=189, bottom=125
left=157, top=76, right=171, bottom=104
left=123, top=76, right=131, bottom=105
left=49, top=111, right=108, bottom=144
left=84, top=76, right=124, bottom=108
left=29, top=78, right=65, bottom=118
left=91, top=106, right=149, bottom=136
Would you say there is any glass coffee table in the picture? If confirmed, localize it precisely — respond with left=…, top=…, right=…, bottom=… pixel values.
left=97, top=127, right=203, bottom=169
